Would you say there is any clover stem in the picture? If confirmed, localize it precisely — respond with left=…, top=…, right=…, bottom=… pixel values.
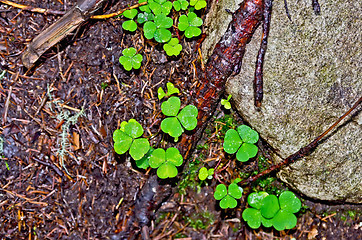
left=240, top=96, right=361, bottom=186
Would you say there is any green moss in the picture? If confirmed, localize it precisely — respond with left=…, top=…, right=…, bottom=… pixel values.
left=184, top=211, right=214, bottom=230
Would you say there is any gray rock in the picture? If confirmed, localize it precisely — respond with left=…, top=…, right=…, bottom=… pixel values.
left=202, top=0, right=362, bottom=203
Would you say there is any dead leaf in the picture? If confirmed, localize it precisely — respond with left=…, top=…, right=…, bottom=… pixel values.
left=308, top=227, right=318, bottom=239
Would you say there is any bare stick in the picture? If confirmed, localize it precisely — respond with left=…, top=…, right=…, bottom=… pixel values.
left=241, top=96, right=362, bottom=185
left=0, top=0, right=65, bottom=15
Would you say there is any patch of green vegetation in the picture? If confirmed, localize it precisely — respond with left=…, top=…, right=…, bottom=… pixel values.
left=347, top=210, right=356, bottom=219
left=214, top=114, right=236, bottom=138
left=178, top=158, right=202, bottom=195
left=196, top=143, right=208, bottom=150
left=184, top=211, right=214, bottom=230
left=156, top=212, right=174, bottom=224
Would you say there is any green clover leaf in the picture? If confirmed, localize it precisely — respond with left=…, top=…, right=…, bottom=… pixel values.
left=198, top=167, right=208, bottom=180
left=247, top=191, right=269, bottom=210
left=135, top=148, right=153, bottom=169
left=173, top=0, right=189, bottom=11
left=223, top=129, right=242, bottom=154
left=160, top=96, right=198, bottom=141
left=223, top=125, right=259, bottom=162
left=139, top=0, right=151, bottom=13
left=242, top=208, right=262, bottom=229
left=272, top=209, right=298, bottom=231
left=163, top=38, right=183, bottom=56
left=149, top=147, right=183, bottom=178
left=123, top=9, right=138, bottom=19
left=198, top=167, right=214, bottom=180
left=122, top=9, right=138, bottom=32
left=214, top=183, right=242, bottom=209
left=279, top=191, right=301, bottom=213
left=214, top=184, right=227, bottom=200
left=143, top=13, right=173, bottom=43
left=158, top=82, right=180, bottom=100
left=119, top=47, right=143, bottom=71
left=149, top=0, right=173, bottom=15
left=237, top=125, right=259, bottom=144
left=190, top=0, right=207, bottom=10
left=260, top=195, right=279, bottom=219
left=161, top=95, right=181, bottom=116
left=221, top=94, right=232, bottom=109
left=137, top=12, right=155, bottom=24
left=113, top=119, right=150, bottom=160
left=177, top=12, right=203, bottom=38
left=178, top=105, right=198, bottom=130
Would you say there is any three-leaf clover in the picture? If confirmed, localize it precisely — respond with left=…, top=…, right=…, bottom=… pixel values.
left=223, top=125, right=259, bottom=162
left=163, top=38, right=183, bottom=56
left=173, top=0, right=189, bottom=11
left=149, top=0, right=173, bottom=15
left=242, top=191, right=301, bottom=231
left=221, top=94, right=232, bottom=110
left=189, top=0, right=207, bottom=10
left=198, top=167, right=214, bottom=180
left=122, top=9, right=138, bottom=32
left=178, top=12, right=203, bottom=38
left=158, top=82, right=180, bottom=100
left=144, top=13, right=173, bottom=43
left=149, top=147, right=183, bottom=178
left=214, top=183, right=243, bottom=209
left=113, top=119, right=150, bottom=160
left=160, top=96, right=198, bottom=141
left=137, top=11, right=155, bottom=24
left=119, top=47, right=143, bottom=71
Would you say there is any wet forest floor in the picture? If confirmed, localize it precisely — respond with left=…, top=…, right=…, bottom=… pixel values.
left=0, top=0, right=361, bottom=239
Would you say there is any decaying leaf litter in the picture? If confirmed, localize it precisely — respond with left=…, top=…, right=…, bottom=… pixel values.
left=0, top=0, right=361, bottom=239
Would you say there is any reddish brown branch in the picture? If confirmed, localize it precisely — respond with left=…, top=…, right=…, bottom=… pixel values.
left=241, top=96, right=362, bottom=185
left=254, top=0, right=273, bottom=107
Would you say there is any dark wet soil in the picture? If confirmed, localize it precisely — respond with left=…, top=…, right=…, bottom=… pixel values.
left=0, top=1, right=360, bottom=239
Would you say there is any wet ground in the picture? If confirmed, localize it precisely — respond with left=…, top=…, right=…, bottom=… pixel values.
left=0, top=0, right=361, bottom=239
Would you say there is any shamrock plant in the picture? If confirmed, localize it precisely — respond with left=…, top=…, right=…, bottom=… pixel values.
left=242, top=191, right=301, bottom=231
left=190, top=0, right=207, bottom=10
left=158, top=82, right=180, bottom=100
left=122, top=9, right=138, bottom=32
left=163, top=38, right=183, bottom=56
left=214, top=183, right=243, bottom=209
left=221, top=94, right=232, bottom=110
left=149, top=147, right=183, bottom=178
left=144, top=13, right=173, bottom=43
left=113, top=119, right=150, bottom=160
left=198, top=167, right=214, bottom=181
left=119, top=47, right=143, bottom=71
left=178, top=12, right=203, bottom=38
left=223, top=125, right=259, bottom=162
left=119, top=0, right=208, bottom=69
left=173, top=0, right=189, bottom=11
left=149, top=0, right=173, bottom=15
left=161, top=96, right=198, bottom=141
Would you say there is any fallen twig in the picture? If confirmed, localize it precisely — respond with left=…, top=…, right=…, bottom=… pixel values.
left=0, top=0, right=65, bottom=15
